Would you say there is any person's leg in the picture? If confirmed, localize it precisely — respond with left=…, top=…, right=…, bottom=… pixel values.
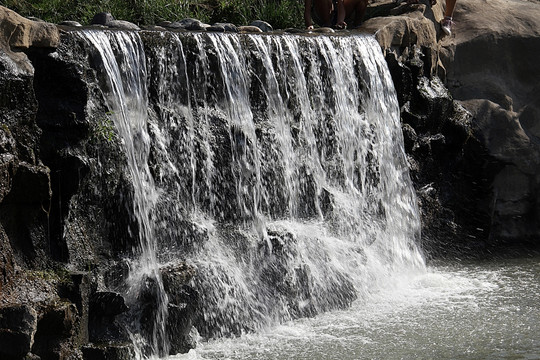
left=444, top=0, right=456, bottom=17
left=342, top=0, right=367, bottom=27
left=441, top=0, right=456, bottom=35
left=313, top=0, right=335, bottom=26
left=352, top=0, right=368, bottom=27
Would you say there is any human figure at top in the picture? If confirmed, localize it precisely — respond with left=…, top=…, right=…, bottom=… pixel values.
left=304, top=0, right=369, bottom=30
left=405, top=0, right=456, bottom=36
left=440, top=0, right=456, bottom=36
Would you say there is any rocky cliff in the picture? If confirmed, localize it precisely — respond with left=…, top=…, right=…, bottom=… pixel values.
left=0, top=0, right=539, bottom=358
left=363, top=0, right=540, bottom=255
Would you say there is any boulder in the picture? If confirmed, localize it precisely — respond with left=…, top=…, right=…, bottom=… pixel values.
left=0, top=6, right=59, bottom=50
left=212, top=22, right=238, bottom=32
left=161, top=263, right=198, bottom=354
left=31, top=302, right=79, bottom=359
left=107, top=20, right=140, bottom=31
left=177, top=18, right=208, bottom=31
left=89, top=292, right=129, bottom=342
left=90, top=12, right=115, bottom=26
left=250, top=20, right=273, bottom=32
left=363, top=5, right=438, bottom=74
left=207, top=24, right=226, bottom=32
left=238, top=25, right=263, bottom=33
left=0, top=305, right=38, bottom=360
left=439, top=0, right=540, bottom=245
left=312, top=27, right=335, bottom=33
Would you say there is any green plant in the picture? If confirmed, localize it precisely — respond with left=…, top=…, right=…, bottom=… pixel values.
left=256, top=0, right=303, bottom=29
left=26, top=267, right=73, bottom=285
left=92, top=112, right=117, bottom=143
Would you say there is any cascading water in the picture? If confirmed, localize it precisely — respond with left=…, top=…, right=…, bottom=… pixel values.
left=80, top=30, right=170, bottom=357
left=78, top=29, right=425, bottom=357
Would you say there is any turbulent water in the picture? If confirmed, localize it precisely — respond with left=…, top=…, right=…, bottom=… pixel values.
left=174, top=256, right=540, bottom=360
left=79, top=29, right=425, bottom=358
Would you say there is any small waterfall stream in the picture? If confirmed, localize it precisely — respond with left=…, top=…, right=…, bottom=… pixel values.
left=81, top=30, right=170, bottom=356
left=78, top=29, right=425, bottom=358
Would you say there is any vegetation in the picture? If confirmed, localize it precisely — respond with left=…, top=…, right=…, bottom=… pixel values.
left=92, top=112, right=117, bottom=143
left=1, top=0, right=305, bottom=28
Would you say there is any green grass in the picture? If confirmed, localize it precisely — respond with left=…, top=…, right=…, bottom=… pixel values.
left=1, top=0, right=305, bottom=28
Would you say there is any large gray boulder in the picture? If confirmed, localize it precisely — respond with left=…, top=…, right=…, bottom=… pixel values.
left=439, top=0, right=540, bottom=244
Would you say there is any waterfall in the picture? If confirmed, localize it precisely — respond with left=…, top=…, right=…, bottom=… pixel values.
left=81, top=30, right=170, bottom=357
left=78, top=29, right=425, bottom=356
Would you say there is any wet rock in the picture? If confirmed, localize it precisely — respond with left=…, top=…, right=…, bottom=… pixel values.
left=82, top=343, right=134, bottom=360
left=90, top=292, right=128, bottom=317
left=162, top=21, right=183, bottom=29
left=0, top=304, right=38, bottom=360
left=385, top=51, right=413, bottom=106
left=89, top=292, right=129, bottom=343
left=161, top=263, right=198, bottom=354
left=238, top=25, right=263, bottom=33
left=312, top=27, right=335, bottom=33
left=59, top=20, right=82, bottom=27
left=363, top=12, right=437, bottom=75
left=437, top=0, right=540, bottom=247
left=283, top=28, right=305, bottom=34
left=207, top=24, right=225, bottom=32
left=166, top=300, right=198, bottom=354
left=141, top=25, right=167, bottom=31
left=250, top=20, right=273, bottom=32
left=177, top=18, right=208, bottom=31
left=157, top=21, right=172, bottom=27
left=161, top=263, right=196, bottom=293
left=4, top=161, right=51, bottom=205
left=107, top=20, right=140, bottom=31
left=0, top=225, right=14, bottom=293
left=259, top=229, right=357, bottom=318
left=212, top=22, right=238, bottom=32
left=31, top=302, right=79, bottom=359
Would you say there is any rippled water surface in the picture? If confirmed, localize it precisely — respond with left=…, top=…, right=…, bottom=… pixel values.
left=172, top=256, right=540, bottom=360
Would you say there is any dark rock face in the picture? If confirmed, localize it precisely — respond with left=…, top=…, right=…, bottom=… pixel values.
left=0, top=9, right=137, bottom=359
left=0, top=305, right=38, bottom=360
left=82, top=344, right=134, bottom=360
left=31, top=302, right=80, bottom=359
left=384, top=48, right=502, bottom=258
left=364, top=0, right=540, bottom=257
left=161, top=263, right=198, bottom=354
left=89, top=292, right=128, bottom=343
left=438, top=0, right=540, bottom=249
